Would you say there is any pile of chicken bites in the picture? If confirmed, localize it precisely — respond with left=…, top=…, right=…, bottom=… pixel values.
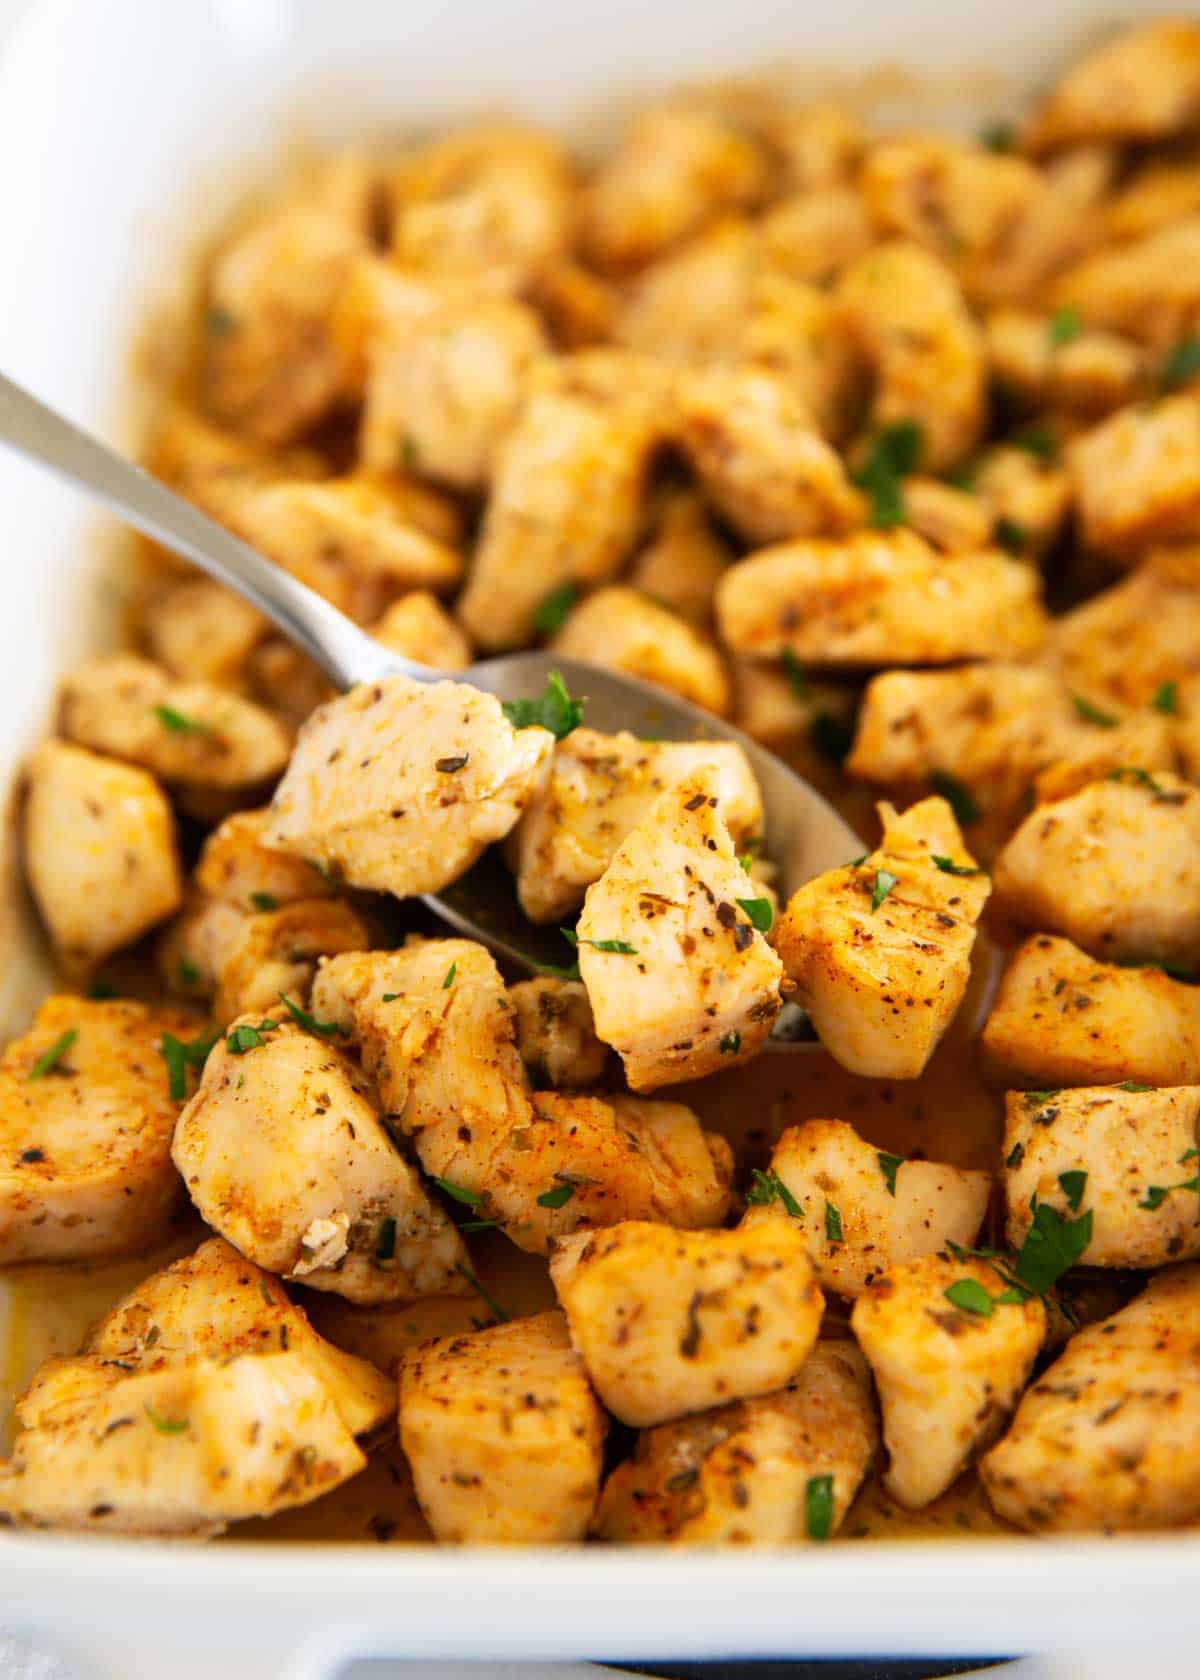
left=7, top=19, right=1200, bottom=1546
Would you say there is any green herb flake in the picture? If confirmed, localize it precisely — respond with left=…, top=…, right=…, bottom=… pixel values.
left=1071, top=692, right=1119, bottom=728
left=158, top=1029, right=219, bottom=1100
left=810, top=710, right=855, bottom=766
left=980, top=121, right=1014, bottom=153
left=805, top=1472, right=835, bottom=1540
left=28, top=1028, right=78, bottom=1081
left=442, top=962, right=457, bottom=989
left=1162, top=336, right=1200, bottom=391
left=1058, top=1169, right=1088, bottom=1212
left=531, top=956, right=582, bottom=982
left=736, top=896, right=773, bottom=933
left=534, top=582, right=579, bottom=634
left=432, top=1177, right=483, bottom=1208
left=993, top=516, right=1027, bottom=554
left=1005, top=1141, right=1025, bottom=1169
left=931, top=854, right=982, bottom=877
left=205, top=306, right=237, bottom=338
left=375, top=1217, right=397, bottom=1262
left=88, top=978, right=118, bottom=1000
left=1008, top=422, right=1058, bottom=462
left=225, top=1020, right=278, bottom=1056
left=454, top=1262, right=510, bottom=1324
left=781, top=650, right=810, bottom=701
left=719, top=1031, right=742, bottom=1055
left=561, top=927, right=637, bottom=956
left=1152, top=680, right=1179, bottom=715
left=745, top=1168, right=803, bottom=1219
left=176, top=957, right=200, bottom=987
left=502, top=671, right=584, bottom=741
left=1048, top=306, right=1082, bottom=347
left=152, top=703, right=211, bottom=735
left=944, top=1278, right=995, bottom=1318
left=1120, top=1081, right=1154, bottom=1093
left=277, top=993, right=343, bottom=1039
left=870, top=869, right=899, bottom=912
left=825, top=1200, right=844, bottom=1244
left=876, top=1151, right=904, bottom=1197
left=458, top=1218, right=503, bottom=1234
left=929, top=771, right=980, bottom=825
left=536, top=1180, right=576, bottom=1209
left=854, top=420, right=923, bottom=528
left=1012, top=1200, right=1094, bottom=1294
left=249, top=892, right=278, bottom=912
left=144, top=1404, right=188, bottom=1436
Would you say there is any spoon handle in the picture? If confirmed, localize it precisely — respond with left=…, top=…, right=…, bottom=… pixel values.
left=0, top=369, right=419, bottom=691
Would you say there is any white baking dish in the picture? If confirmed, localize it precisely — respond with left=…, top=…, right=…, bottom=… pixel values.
left=1, top=1, right=1197, bottom=1674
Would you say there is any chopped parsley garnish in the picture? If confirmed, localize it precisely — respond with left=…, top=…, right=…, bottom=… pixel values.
left=929, top=771, right=980, bottom=825
left=1048, top=306, right=1082, bottom=347
left=249, top=892, right=278, bottom=912
left=993, top=516, right=1027, bottom=554
left=431, top=1177, right=483, bottom=1208
left=442, top=962, right=457, bottom=989
left=375, top=1217, right=397, bottom=1262
left=931, top=855, right=982, bottom=877
left=159, top=1029, right=219, bottom=1100
left=561, top=928, right=637, bottom=955
left=854, top=420, right=923, bottom=528
left=1057, top=1170, right=1087, bottom=1213
left=980, top=121, right=1014, bottom=153
left=738, top=853, right=754, bottom=873
left=454, top=1262, right=510, bottom=1324
left=88, top=978, right=118, bottom=999
left=534, top=582, right=579, bottom=634
left=531, top=956, right=582, bottom=982
left=226, top=1020, right=278, bottom=1055
left=1008, top=422, right=1057, bottom=462
left=205, top=307, right=237, bottom=338
left=176, top=956, right=200, bottom=986
left=1139, top=1177, right=1199, bottom=1211
left=944, top=1277, right=995, bottom=1317
left=745, top=1168, right=803, bottom=1219
left=736, top=897, right=773, bottom=933
left=870, top=868, right=899, bottom=912
left=1152, top=680, right=1179, bottom=715
left=1119, top=1080, right=1154, bottom=1093
left=1005, top=1141, right=1025, bottom=1169
left=502, top=671, right=584, bottom=740
left=1011, top=1199, right=1093, bottom=1295
left=458, top=1218, right=503, bottom=1234
left=876, top=1151, right=904, bottom=1197
left=144, top=1404, right=188, bottom=1435
left=782, top=650, right=810, bottom=700
left=277, top=994, right=343, bottom=1038
left=1071, top=693, right=1118, bottom=728
left=1106, top=766, right=1186, bottom=803
left=536, top=1179, right=577, bottom=1209
left=401, top=435, right=420, bottom=471
left=152, top=703, right=210, bottom=735
left=824, top=1200, right=844, bottom=1244
left=719, top=1031, right=742, bottom=1055
left=28, top=1028, right=77, bottom=1081
left=810, top=710, right=855, bottom=766
left=1161, top=335, right=1200, bottom=391
left=805, top=1473, right=835, bottom=1540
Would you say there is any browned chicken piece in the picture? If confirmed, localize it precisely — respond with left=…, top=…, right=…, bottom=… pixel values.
left=142, top=578, right=269, bottom=687
left=984, top=309, right=1147, bottom=419
left=369, top=591, right=472, bottom=670
left=1105, top=144, right=1200, bottom=242
left=1045, top=556, right=1200, bottom=711
left=1025, top=20, right=1200, bottom=153
left=716, top=528, right=1046, bottom=667
left=1002, top=1084, right=1200, bottom=1269
left=159, top=892, right=248, bottom=1000
left=983, top=935, right=1200, bottom=1090
left=593, top=1341, right=878, bottom=1544
left=992, top=770, right=1200, bottom=967
left=458, top=390, right=657, bottom=651
left=526, top=254, right=619, bottom=348
left=508, top=978, right=608, bottom=1089
left=615, top=217, right=761, bottom=364
left=360, top=295, right=548, bottom=489
left=580, top=106, right=770, bottom=270
left=981, top=1265, right=1200, bottom=1532
left=195, top=808, right=335, bottom=910
left=629, top=487, right=732, bottom=626
left=1051, top=216, right=1200, bottom=354
left=210, top=899, right=373, bottom=1027
left=147, top=402, right=326, bottom=510
left=970, top=445, right=1073, bottom=561
left=740, top=270, right=858, bottom=442
left=311, top=940, right=734, bottom=1253
left=173, top=1018, right=469, bottom=1303
left=760, top=188, right=875, bottom=287
left=203, top=207, right=362, bottom=443
left=59, top=655, right=290, bottom=791
left=245, top=640, right=335, bottom=733
left=280, top=147, right=383, bottom=238
left=551, top=1216, right=823, bottom=1426
left=1068, top=395, right=1200, bottom=556
left=895, top=477, right=991, bottom=555
left=852, top=1253, right=1045, bottom=1508
left=769, top=101, right=866, bottom=193
left=0, top=996, right=194, bottom=1264
left=551, top=588, right=730, bottom=716
left=673, top=364, right=865, bottom=544
left=751, top=1118, right=990, bottom=1298
left=399, top=1310, right=607, bottom=1543
left=23, top=741, right=183, bottom=968
left=731, top=658, right=858, bottom=760
left=775, top=797, right=990, bottom=1079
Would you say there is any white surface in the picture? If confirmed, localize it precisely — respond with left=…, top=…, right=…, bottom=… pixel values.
left=0, top=0, right=1192, bottom=1675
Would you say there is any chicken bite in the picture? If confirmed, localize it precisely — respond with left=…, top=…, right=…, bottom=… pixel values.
left=982, top=935, right=1200, bottom=1090
left=265, top=674, right=553, bottom=898
left=59, top=655, right=290, bottom=791
left=369, top=591, right=472, bottom=671
left=981, top=1265, right=1200, bottom=1532
left=508, top=977, right=608, bottom=1089
left=195, top=808, right=334, bottom=910
left=1068, top=395, right=1200, bottom=556
left=753, top=1118, right=990, bottom=1297
left=551, top=1217, right=823, bottom=1426
left=142, top=577, right=269, bottom=687
left=629, top=487, right=731, bottom=626
left=458, top=391, right=656, bottom=652
left=593, top=1340, right=877, bottom=1544
left=550, top=587, right=731, bottom=716
left=715, top=529, right=1045, bottom=667
left=1025, top=20, right=1200, bottom=153
left=0, top=996, right=194, bottom=1264
left=172, top=1018, right=469, bottom=1303
left=23, top=741, right=183, bottom=968
left=851, top=1253, right=1045, bottom=1509
left=209, top=898, right=373, bottom=1027
left=509, top=727, right=762, bottom=924
left=984, top=309, right=1146, bottom=421
left=398, top=1310, right=607, bottom=1543
left=775, top=797, right=990, bottom=1079
left=991, top=769, right=1200, bottom=967
left=576, top=769, right=783, bottom=1090
left=1002, top=1084, right=1200, bottom=1270
left=1050, top=216, right=1200, bottom=356
left=1045, top=557, right=1200, bottom=712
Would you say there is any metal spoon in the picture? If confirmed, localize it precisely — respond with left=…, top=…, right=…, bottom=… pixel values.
left=0, top=370, right=862, bottom=1012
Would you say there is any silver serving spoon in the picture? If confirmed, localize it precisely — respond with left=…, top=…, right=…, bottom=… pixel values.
left=0, top=370, right=862, bottom=1020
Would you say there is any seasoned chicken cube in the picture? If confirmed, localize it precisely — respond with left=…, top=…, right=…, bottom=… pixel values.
left=142, top=578, right=269, bottom=687
left=0, top=996, right=194, bottom=1264
left=82, top=1235, right=393, bottom=1437
left=0, top=1351, right=363, bottom=1537
left=527, top=254, right=618, bottom=349
left=458, top=391, right=656, bottom=651
left=716, top=530, right=1046, bottom=667
left=265, top=674, right=554, bottom=898
left=576, top=769, right=783, bottom=1090
left=629, top=488, right=731, bottom=627
left=1026, top=20, right=1200, bottom=152
left=769, top=101, right=865, bottom=193
left=615, top=217, right=760, bottom=363
left=361, top=296, right=547, bottom=489
left=551, top=1217, right=823, bottom=1426
left=204, top=207, right=361, bottom=443
left=593, top=1340, right=877, bottom=1544
left=59, top=655, right=290, bottom=790
left=1002, top=1084, right=1200, bottom=1270
left=832, top=243, right=987, bottom=470
left=550, top=588, right=731, bottom=716
left=398, top=1310, right=607, bottom=1542
left=673, top=365, right=864, bottom=544
left=211, top=898, right=373, bottom=1027
left=1051, top=216, right=1200, bottom=355
left=581, top=106, right=769, bottom=270
left=195, top=808, right=334, bottom=910
left=731, top=660, right=857, bottom=761
left=509, top=978, right=608, bottom=1089
left=311, top=941, right=733, bottom=1251
left=1105, top=145, right=1200, bottom=242
left=992, top=770, right=1200, bottom=966
left=760, top=188, right=874, bottom=287
left=1046, top=558, right=1200, bottom=711
left=981, top=1265, right=1200, bottom=1532
left=369, top=591, right=472, bottom=670
left=1068, top=395, right=1200, bottom=556
left=984, top=309, right=1146, bottom=420
left=899, top=477, right=992, bottom=556
left=851, top=1254, right=1046, bottom=1509
left=983, top=935, right=1200, bottom=1090
left=246, top=639, right=336, bottom=733
left=775, top=797, right=991, bottom=1078
left=970, top=444, right=1073, bottom=561
left=756, top=1118, right=990, bottom=1297
left=509, top=728, right=762, bottom=925
left=23, top=741, right=182, bottom=967
left=172, top=1018, right=469, bottom=1303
